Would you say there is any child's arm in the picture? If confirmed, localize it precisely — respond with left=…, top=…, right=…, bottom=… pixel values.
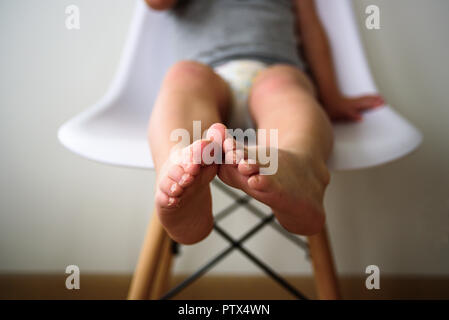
left=295, top=0, right=384, bottom=122
left=145, top=0, right=177, bottom=11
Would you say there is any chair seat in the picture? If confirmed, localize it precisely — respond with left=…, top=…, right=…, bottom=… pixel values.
left=58, top=0, right=422, bottom=171
left=58, top=102, right=421, bottom=171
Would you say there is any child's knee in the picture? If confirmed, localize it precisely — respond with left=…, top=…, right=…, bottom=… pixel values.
left=164, top=60, right=218, bottom=90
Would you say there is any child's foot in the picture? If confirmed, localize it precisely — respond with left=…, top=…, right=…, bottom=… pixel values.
left=155, top=123, right=227, bottom=244
left=218, top=138, right=330, bottom=235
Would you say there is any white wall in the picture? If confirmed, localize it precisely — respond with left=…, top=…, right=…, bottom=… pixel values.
left=0, top=0, right=448, bottom=276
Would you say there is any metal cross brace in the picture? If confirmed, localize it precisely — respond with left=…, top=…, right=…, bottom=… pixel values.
left=160, top=180, right=309, bottom=300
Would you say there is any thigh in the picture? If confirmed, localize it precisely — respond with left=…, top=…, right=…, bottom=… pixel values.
left=155, top=60, right=231, bottom=122
left=249, top=64, right=317, bottom=123
left=148, top=61, right=231, bottom=167
left=248, top=64, right=333, bottom=155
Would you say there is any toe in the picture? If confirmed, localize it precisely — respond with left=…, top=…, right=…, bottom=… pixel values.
left=178, top=173, right=194, bottom=187
left=160, top=177, right=183, bottom=197
left=168, top=165, right=194, bottom=188
left=179, top=140, right=212, bottom=173
left=206, top=123, right=227, bottom=144
left=205, top=123, right=227, bottom=166
left=182, top=162, right=201, bottom=176
left=187, top=139, right=214, bottom=165
left=223, top=137, right=236, bottom=153
left=224, top=148, right=245, bottom=165
left=238, top=159, right=259, bottom=176
left=167, top=164, right=184, bottom=181
left=223, top=138, right=246, bottom=165
left=156, top=189, right=180, bottom=209
left=248, top=174, right=272, bottom=192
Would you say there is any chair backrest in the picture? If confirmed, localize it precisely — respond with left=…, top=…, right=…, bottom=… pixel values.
left=58, top=0, right=422, bottom=170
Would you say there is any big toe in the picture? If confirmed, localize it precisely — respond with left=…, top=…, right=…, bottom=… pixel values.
left=180, top=139, right=213, bottom=168
left=206, top=123, right=227, bottom=144
left=223, top=137, right=246, bottom=165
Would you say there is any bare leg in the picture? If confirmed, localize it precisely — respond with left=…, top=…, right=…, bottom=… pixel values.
left=219, top=64, right=333, bottom=235
left=148, top=61, right=230, bottom=244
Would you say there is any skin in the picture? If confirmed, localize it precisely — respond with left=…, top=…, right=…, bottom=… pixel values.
left=145, top=0, right=177, bottom=11
left=294, top=0, right=384, bottom=121
left=146, top=0, right=385, bottom=244
left=145, top=0, right=384, bottom=121
left=148, top=61, right=230, bottom=244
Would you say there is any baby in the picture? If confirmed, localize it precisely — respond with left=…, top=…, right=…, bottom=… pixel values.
left=146, top=0, right=384, bottom=244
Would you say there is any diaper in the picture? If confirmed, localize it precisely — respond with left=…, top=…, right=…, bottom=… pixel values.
left=214, top=60, right=268, bottom=130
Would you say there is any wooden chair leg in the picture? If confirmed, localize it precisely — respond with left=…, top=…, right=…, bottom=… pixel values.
left=128, top=210, right=167, bottom=300
left=148, top=234, right=174, bottom=299
left=307, top=226, right=341, bottom=300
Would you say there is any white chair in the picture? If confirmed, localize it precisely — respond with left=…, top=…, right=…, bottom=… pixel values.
left=58, top=0, right=422, bottom=300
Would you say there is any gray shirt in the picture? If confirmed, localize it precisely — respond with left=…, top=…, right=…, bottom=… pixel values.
left=167, top=0, right=304, bottom=67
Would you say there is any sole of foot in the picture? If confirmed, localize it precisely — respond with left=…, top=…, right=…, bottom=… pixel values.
left=155, top=123, right=227, bottom=244
left=218, top=135, right=329, bottom=235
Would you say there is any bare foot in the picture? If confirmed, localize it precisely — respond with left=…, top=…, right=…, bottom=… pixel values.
left=219, top=137, right=330, bottom=235
left=155, top=123, right=226, bottom=244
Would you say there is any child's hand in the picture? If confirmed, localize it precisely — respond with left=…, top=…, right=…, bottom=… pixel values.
left=323, top=94, right=385, bottom=122
left=145, top=0, right=176, bottom=11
